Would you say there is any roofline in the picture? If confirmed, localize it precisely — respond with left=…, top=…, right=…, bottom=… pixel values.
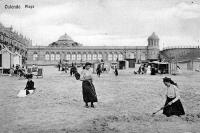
left=27, top=46, right=148, bottom=50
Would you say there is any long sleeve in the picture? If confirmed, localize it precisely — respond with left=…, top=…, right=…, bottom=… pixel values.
left=80, top=70, right=92, bottom=81
left=172, top=85, right=181, bottom=103
left=25, top=81, right=35, bottom=90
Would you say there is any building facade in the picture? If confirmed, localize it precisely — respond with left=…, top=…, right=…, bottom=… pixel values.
left=0, top=23, right=32, bottom=69
left=27, top=32, right=160, bottom=68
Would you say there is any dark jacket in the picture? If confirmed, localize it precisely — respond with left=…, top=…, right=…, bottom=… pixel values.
left=25, top=80, right=35, bottom=90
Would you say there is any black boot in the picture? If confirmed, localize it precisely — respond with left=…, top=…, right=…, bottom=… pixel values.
left=91, top=102, right=94, bottom=108
left=85, top=102, right=89, bottom=108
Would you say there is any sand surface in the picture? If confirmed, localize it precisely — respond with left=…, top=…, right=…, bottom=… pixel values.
left=0, top=66, right=200, bottom=133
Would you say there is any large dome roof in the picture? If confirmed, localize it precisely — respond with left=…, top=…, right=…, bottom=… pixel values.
left=48, top=33, right=82, bottom=47
left=58, top=33, right=73, bottom=41
left=148, top=32, right=159, bottom=40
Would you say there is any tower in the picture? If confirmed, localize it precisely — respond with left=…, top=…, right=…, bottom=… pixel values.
left=147, top=32, right=160, bottom=61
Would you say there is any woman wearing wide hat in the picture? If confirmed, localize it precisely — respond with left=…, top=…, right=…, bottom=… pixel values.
left=162, top=77, right=185, bottom=117
left=80, top=62, right=98, bottom=108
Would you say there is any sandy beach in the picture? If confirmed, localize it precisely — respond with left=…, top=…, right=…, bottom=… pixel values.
left=0, top=66, right=200, bottom=133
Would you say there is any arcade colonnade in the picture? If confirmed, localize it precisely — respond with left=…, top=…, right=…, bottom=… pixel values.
left=27, top=46, right=147, bottom=66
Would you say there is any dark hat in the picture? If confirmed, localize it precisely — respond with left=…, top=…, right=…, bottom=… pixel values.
left=163, top=77, right=171, bottom=82
left=85, top=62, right=92, bottom=67
left=26, top=74, right=33, bottom=79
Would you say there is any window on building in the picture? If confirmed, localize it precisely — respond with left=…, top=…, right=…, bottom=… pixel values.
left=87, top=54, right=91, bottom=60
left=33, top=53, right=38, bottom=61
left=72, top=54, right=76, bottom=60
left=82, top=54, right=86, bottom=61
left=141, top=53, right=146, bottom=60
left=93, top=54, right=97, bottom=60
left=118, top=54, right=123, bottom=60
left=45, top=54, right=49, bottom=60
left=108, top=54, right=113, bottom=61
left=56, top=54, right=60, bottom=60
left=77, top=54, right=81, bottom=60
left=113, top=54, right=118, bottom=61
left=66, top=54, right=70, bottom=60
left=98, top=54, right=102, bottom=60
left=51, top=54, right=55, bottom=60
left=130, top=53, right=135, bottom=59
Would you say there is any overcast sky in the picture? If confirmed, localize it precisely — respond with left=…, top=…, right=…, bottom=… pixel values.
left=0, top=0, right=200, bottom=48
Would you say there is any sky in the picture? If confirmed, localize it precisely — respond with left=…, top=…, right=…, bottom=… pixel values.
left=0, top=0, right=200, bottom=49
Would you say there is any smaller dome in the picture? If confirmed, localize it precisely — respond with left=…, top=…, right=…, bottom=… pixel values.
left=58, top=33, right=72, bottom=41
left=148, top=32, right=159, bottom=40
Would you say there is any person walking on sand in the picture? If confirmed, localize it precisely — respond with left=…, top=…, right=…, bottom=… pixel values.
left=96, top=64, right=101, bottom=77
left=80, top=62, right=98, bottom=108
left=162, top=77, right=185, bottom=117
left=114, top=66, right=118, bottom=76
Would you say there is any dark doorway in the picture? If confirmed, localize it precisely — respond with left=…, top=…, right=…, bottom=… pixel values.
left=0, top=54, right=2, bottom=67
left=119, top=61, right=125, bottom=69
left=128, top=59, right=136, bottom=68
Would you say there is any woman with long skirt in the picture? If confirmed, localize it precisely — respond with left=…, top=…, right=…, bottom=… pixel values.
left=162, top=77, right=185, bottom=117
left=80, top=62, right=98, bottom=108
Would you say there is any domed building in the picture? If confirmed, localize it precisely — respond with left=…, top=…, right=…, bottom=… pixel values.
left=27, top=32, right=160, bottom=69
left=49, top=33, right=82, bottom=47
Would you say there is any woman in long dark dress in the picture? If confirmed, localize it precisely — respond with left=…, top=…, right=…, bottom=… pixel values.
left=162, top=77, right=185, bottom=117
left=80, top=62, right=98, bottom=108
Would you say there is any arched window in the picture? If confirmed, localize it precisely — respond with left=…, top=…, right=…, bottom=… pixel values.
left=51, top=53, right=55, bottom=60
left=92, top=53, right=97, bottom=60
left=108, top=54, right=113, bottom=61
left=45, top=52, right=50, bottom=60
left=113, top=54, right=118, bottom=61
left=56, top=53, right=60, bottom=60
left=87, top=54, right=92, bottom=60
left=98, top=53, right=102, bottom=60
left=77, top=54, right=81, bottom=60
left=118, top=54, right=123, bottom=60
left=33, top=52, right=38, bottom=61
left=141, top=53, right=146, bottom=60
left=72, top=54, right=76, bottom=60
left=130, top=53, right=135, bottom=59
left=66, top=53, right=71, bottom=60
left=82, top=54, right=86, bottom=61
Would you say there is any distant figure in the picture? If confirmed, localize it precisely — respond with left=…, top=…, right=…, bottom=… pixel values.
left=146, top=65, right=151, bottom=75
left=58, top=64, right=61, bottom=71
left=151, top=65, right=156, bottom=75
left=96, top=64, right=102, bottom=77
left=114, top=66, right=118, bottom=76
left=80, top=62, right=98, bottom=108
left=24, top=74, right=36, bottom=95
left=162, top=77, right=185, bottom=117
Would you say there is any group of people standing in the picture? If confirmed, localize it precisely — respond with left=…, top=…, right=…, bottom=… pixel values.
left=135, top=64, right=156, bottom=75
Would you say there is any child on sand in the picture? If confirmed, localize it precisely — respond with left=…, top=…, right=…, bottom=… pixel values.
left=162, top=77, right=185, bottom=117
left=24, top=74, right=36, bottom=95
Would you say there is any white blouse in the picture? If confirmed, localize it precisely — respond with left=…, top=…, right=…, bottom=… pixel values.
left=166, top=85, right=180, bottom=99
left=80, top=69, right=93, bottom=80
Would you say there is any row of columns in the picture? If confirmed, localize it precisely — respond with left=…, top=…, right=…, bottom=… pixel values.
left=33, top=52, right=125, bottom=62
